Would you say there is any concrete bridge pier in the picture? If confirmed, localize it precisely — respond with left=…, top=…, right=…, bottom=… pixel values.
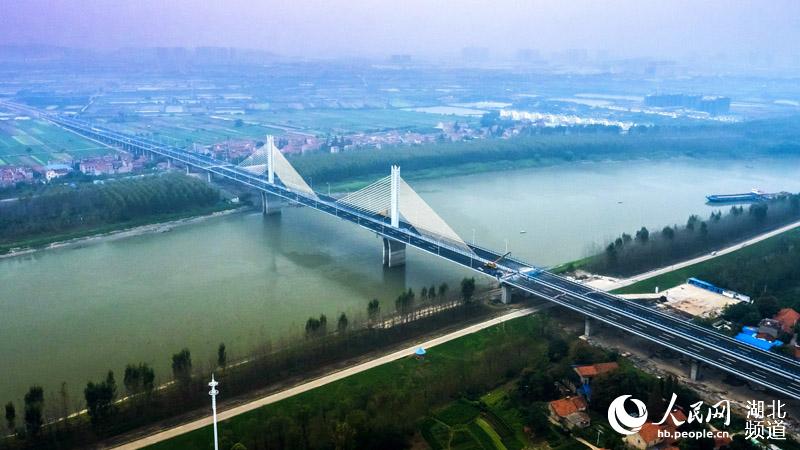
left=166, top=158, right=171, bottom=169
left=584, top=317, right=592, bottom=337
left=382, top=238, right=406, bottom=268
left=207, top=171, right=212, bottom=183
left=690, top=360, right=700, bottom=381
left=500, top=284, right=512, bottom=304
left=185, top=165, right=190, bottom=175
left=261, top=191, right=283, bottom=215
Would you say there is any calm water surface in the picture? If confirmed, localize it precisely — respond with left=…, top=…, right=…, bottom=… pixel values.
left=3, top=157, right=800, bottom=405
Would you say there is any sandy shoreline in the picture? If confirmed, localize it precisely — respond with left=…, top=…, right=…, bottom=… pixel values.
left=0, top=207, right=248, bottom=260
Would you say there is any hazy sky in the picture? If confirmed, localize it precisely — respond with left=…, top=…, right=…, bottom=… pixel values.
left=1, top=0, right=798, bottom=60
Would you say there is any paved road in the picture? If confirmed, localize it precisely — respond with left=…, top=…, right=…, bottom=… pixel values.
left=606, top=219, right=800, bottom=290
left=506, top=272, right=800, bottom=398
left=110, top=307, right=538, bottom=449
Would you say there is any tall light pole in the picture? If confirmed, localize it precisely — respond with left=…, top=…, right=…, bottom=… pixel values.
left=209, top=375, right=220, bottom=450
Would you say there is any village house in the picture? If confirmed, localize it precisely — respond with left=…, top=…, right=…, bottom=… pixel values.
left=757, top=318, right=782, bottom=341
left=79, top=155, right=134, bottom=176
left=573, top=362, right=619, bottom=385
left=0, top=166, right=34, bottom=186
left=548, top=396, right=590, bottom=429
left=44, top=163, right=72, bottom=182
left=624, top=408, right=686, bottom=450
left=774, top=308, right=800, bottom=334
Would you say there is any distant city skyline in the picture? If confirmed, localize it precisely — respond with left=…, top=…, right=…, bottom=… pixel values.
left=0, top=0, right=798, bottom=63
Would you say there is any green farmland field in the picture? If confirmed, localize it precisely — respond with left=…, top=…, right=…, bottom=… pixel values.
left=0, top=118, right=114, bottom=166
left=104, top=107, right=470, bottom=147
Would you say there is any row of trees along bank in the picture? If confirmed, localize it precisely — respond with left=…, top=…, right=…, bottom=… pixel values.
left=580, top=193, right=800, bottom=277
left=0, top=279, right=486, bottom=450
left=0, top=173, right=222, bottom=252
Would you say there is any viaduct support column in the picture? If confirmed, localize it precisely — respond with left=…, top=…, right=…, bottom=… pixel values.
left=500, top=284, right=512, bottom=304
left=261, top=191, right=283, bottom=215
left=186, top=165, right=190, bottom=175
left=690, top=360, right=700, bottom=381
left=584, top=317, right=592, bottom=337
left=382, top=238, right=406, bottom=268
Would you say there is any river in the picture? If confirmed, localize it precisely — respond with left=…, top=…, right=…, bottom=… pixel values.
left=3, top=156, right=800, bottom=407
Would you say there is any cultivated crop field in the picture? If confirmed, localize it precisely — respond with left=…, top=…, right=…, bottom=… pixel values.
left=243, top=108, right=468, bottom=134
left=104, top=114, right=287, bottom=147
left=102, top=107, right=468, bottom=148
left=0, top=118, right=113, bottom=166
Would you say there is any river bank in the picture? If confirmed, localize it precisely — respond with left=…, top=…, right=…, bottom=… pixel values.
left=325, top=153, right=705, bottom=193
left=0, top=204, right=245, bottom=259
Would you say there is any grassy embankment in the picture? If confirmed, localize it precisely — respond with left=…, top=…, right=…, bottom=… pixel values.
left=146, top=315, right=555, bottom=450
left=611, top=226, right=800, bottom=297
left=144, top=307, right=777, bottom=450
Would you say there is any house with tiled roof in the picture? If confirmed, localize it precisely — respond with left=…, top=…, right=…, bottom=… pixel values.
left=625, top=422, right=664, bottom=450
left=774, top=308, right=800, bottom=334
left=548, top=396, right=590, bottom=429
left=624, top=407, right=686, bottom=450
left=573, top=362, right=619, bottom=384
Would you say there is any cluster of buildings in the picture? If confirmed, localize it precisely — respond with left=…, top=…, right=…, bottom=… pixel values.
left=329, top=130, right=436, bottom=153
left=738, top=307, right=800, bottom=356
left=320, top=122, right=483, bottom=154
left=276, top=134, right=323, bottom=154
left=548, top=362, right=619, bottom=430
left=644, top=94, right=731, bottom=115
left=0, top=166, right=34, bottom=186
left=203, top=122, right=483, bottom=157
left=548, top=361, right=732, bottom=450
left=78, top=154, right=137, bottom=176
left=0, top=153, right=147, bottom=187
left=204, top=139, right=257, bottom=160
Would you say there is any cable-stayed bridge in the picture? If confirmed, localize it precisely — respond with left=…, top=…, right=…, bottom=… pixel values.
left=5, top=101, right=800, bottom=400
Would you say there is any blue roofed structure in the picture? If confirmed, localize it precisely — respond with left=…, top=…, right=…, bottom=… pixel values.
left=735, top=326, right=783, bottom=351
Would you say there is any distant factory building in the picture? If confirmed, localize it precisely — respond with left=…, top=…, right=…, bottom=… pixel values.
left=644, top=94, right=731, bottom=115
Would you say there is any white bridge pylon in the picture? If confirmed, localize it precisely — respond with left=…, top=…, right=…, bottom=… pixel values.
left=337, top=165, right=475, bottom=254
left=239, top=135, right=318, bottom=199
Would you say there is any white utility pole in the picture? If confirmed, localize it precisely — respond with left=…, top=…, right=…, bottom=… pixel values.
left=209, top=375, right=220, bottom=450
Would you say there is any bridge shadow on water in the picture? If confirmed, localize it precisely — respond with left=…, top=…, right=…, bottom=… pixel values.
left=252, top=209, right=413, bottom=299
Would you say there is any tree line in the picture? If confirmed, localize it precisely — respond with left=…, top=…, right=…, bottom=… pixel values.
left=304, top=278, right=474, bottom=338
left=0, top=280, right=490, bottom=450
left=0, top=173, right=221, bottom=250
left=288, top=116, right=800, bottom=184
left=582, top=194, right=800, bottom=276
left=675, top=228, right=800, bottom=340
